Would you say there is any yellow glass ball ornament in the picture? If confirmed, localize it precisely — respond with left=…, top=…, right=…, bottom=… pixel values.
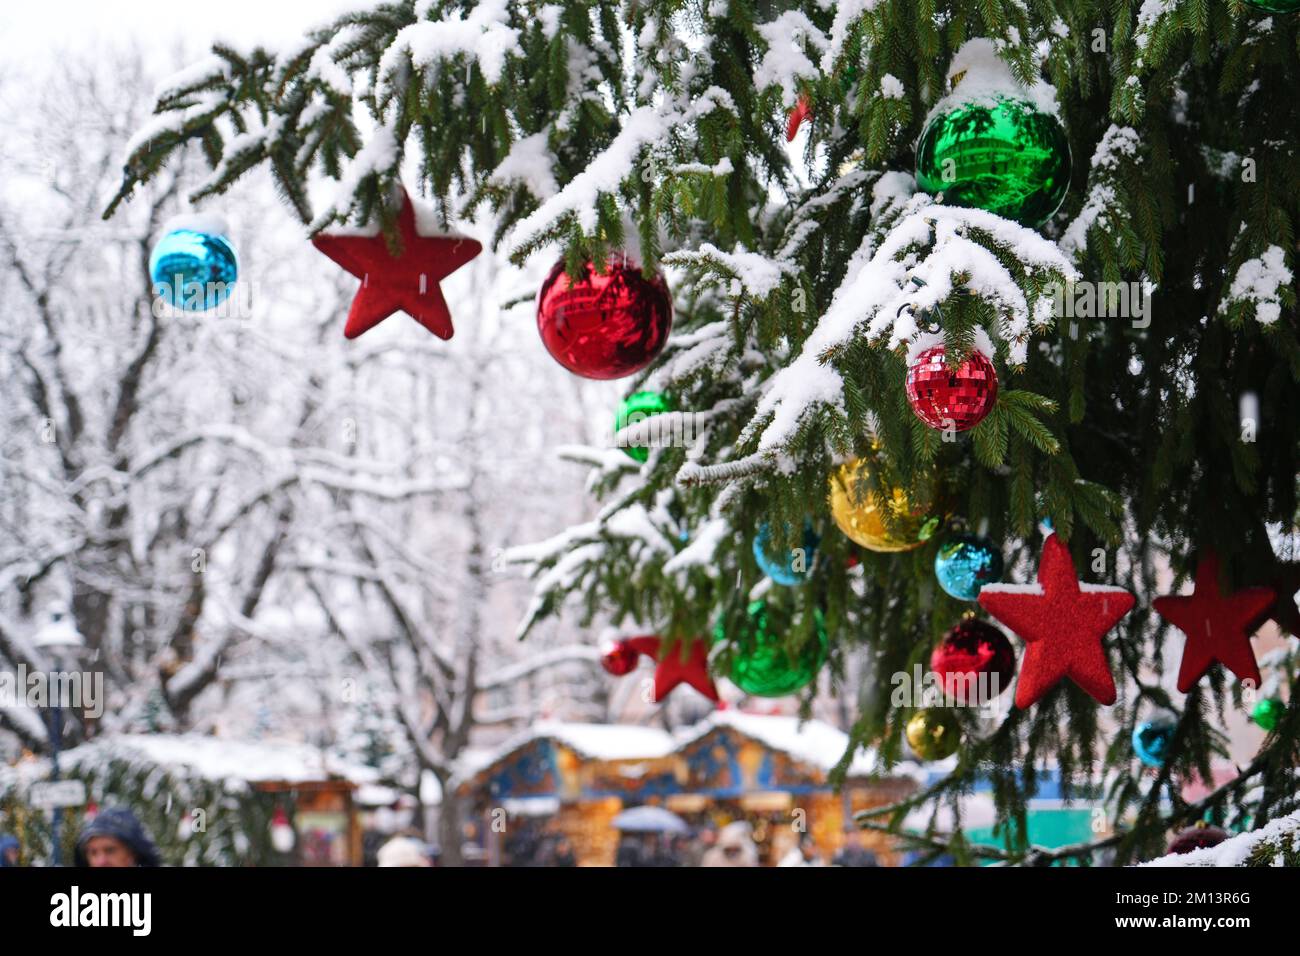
left=905, top=708, right=962, bottom=761
left=828, top=457, right=935, bottom=553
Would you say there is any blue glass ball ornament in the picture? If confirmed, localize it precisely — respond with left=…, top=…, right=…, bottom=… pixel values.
left=1132, top=718, right=1176, bottom=768
left=150, top=227, right=238, bottom=312
left=934, top=534, right=1004, bottom=601
left=753, top=522, right=820, bottom=586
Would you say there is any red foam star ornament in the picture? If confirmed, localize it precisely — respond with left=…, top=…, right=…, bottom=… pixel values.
left=978, top=534, right=1134, bottom=708
left=624, top=635, right=719, bottom=703
left=311, top=191, right=481, bottom=340
left=1153, top=552, right=1275, bottom=694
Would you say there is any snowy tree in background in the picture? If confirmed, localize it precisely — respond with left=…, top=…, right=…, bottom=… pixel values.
left=0, top=48, right=608, bottom=855
left=105, top=0, right=1300, bottom=865
left=0, top=56, right=318, bottom=747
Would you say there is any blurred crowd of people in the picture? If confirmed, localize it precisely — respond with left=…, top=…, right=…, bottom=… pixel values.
left=616, top=821, right=882, bottom=867
left=1, top=808, right=890, bottom=868
left=488, top=817, right=884, bottom=867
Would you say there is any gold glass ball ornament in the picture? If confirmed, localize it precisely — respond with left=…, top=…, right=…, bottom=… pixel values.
left=905, top=708, right=962, bottom=761
left=828, top=457, right=935, bottom=553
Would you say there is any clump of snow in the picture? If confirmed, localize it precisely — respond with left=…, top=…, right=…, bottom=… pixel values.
left=671, top=157, right=734, bottom=177
left=538, top=4, right=564, bottom=39
left=926, top=37, right=1060, bottom=125
left=753, top=11, right=828, bottom=108
left=880, top=74, right=905, bottom=100
left=507, top=105, right=666, bottom=250
left=1221, top=246, right=1293, bottom=326
left=903, top=326, right=997, bottom=366
left=380, top=0, right=521, bottom=88
left=488, top=131, right=560, bottom=200
left=160, top=212, right=232, bottom=238
left=1135, top=0, right=1179, bottom=51
left=308, top=45, right=354, bottom=96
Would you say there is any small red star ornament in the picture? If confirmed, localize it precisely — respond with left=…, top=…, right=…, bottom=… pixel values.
left=1153, top=552, right=1275, bottom=694
left=312, top=190, right=481, bottom=340
left=624, top=635, right=719, bottom=703
left=978, top=534, right=1134, bottom=708
left=785, top=94, right=813, bottom=141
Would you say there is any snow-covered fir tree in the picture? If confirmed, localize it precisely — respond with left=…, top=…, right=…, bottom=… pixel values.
left=105, top=0, right=1300, bottom=865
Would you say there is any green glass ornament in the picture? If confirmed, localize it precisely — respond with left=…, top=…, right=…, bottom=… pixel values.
left=915, top=95, right=1071, bottom=228
left=614, top=390, right=672, bottom=463
left=1243, top=0, right=1300, bottom=12
left=1252, top=698, right=1285, bottom=731
left=714, top=601, right=827, bottom=697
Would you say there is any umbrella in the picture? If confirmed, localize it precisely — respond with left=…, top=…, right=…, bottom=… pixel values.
left=611, top=805, right=690, bottom=834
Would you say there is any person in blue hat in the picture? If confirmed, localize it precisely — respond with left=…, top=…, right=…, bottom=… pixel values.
left=0, top=834, right=20, bottom=867
left=74, top=808, right=162, bottom=867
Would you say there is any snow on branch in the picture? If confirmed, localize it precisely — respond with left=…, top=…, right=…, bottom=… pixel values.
left=777, top=167, right=878, bottom=262
left=650, top=320, right=733, bottom=387
left=378, top=0, right=521, bottom=93
left=120, top=90, right=229, bottom=173
left=504, top=90, right=737, bottom=258
left=1220, top=246, right=1293, bottom=327
left=753, top=11, right=828, bottom=108
left=662, top=517, right=729, bottom=576
left=154, top=54, right=232, bottom=102
left=822, top=1, right=881, bottom=72
left=309, top=125, right=402, bottom=231
left=743, top=176, right=1077, bottom=456
left=163, top=629, right=231, bottom=701
left=506, top=492, right=684, bottom=637
left=1059, top=124, right=1142, bottom=260
left=1142, top=807, right=1300, bottom=867
left=662, top=242, right=798, bottom=302
left=0, top=703, right=50, bottom=751
left=487, top=131, right=560, bottom=202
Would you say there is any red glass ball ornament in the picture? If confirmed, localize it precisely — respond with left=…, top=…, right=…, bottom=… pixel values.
left=1167, top=824, right=1230, bottom=856
left=930, top=618, right=1015, bottom=705
left=536, top=255, right=672, bottom=380
left=905, top=346, right=998, bottom=431
left=600, top=639, right=641, bottom=676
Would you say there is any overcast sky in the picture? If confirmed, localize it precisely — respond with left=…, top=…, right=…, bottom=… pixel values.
left=0, top=0, right=360, bottom=65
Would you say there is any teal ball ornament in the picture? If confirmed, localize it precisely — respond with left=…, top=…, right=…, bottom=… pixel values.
left=753, top=522, right=820, bottom=586
left=934, top=534, right=1003, bottom=601
left=150, top=223, right=238, bottom=312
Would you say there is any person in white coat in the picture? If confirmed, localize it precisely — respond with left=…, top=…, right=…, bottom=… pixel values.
left=700, top=820, right=759, bottom=867
left=376, top=835, right=432, bottom=867
left=777, top=837, right=826, bottom=867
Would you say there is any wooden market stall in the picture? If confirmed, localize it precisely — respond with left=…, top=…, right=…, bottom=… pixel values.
left=452, top=713, right=922, bottom=866
left=452, top=722, right=678, bottom=866
left=671, top=711, right=921, bottom=865
left=0, top=733, right=375, bottom=866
